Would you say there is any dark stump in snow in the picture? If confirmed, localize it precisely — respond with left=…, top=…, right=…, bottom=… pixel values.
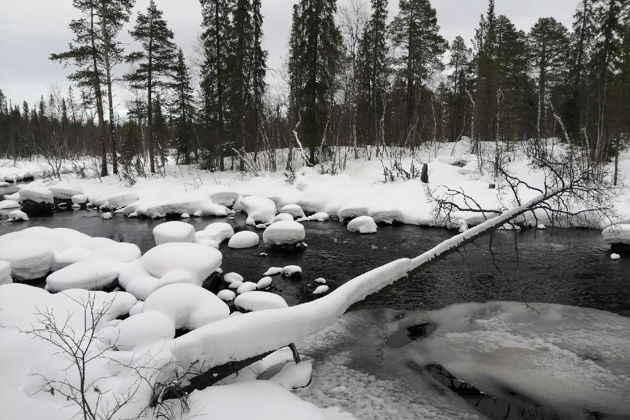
left=21, top=199, right=54, bottom=217
left=611, top=243, right=630, bottom=255
left=421, top=163, right=429, bottom=184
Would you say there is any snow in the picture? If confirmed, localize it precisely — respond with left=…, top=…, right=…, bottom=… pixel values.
left=304, top=212, right=330, bottom=222
left=273, top=212, right=295, bottom=222
left=313, top=285, right=330, bottom=295
left=234, top=195, right=277, bottom=224
left=118, top=242, right=222, bottom=299
left=0, top=199, right=20, bottom=209
left=46, top=258, right=123, bottom=292
left=314, top=278, right=327, bottom=284
left=71, top=194, right=88, bottom=204
left=95, top=191, right=139, bottom=209
left=107, top=311, right=175, bottom=351
left=18, top=185, right=53, bottom=204
left=282, top=265, right=302, bottom=276
left=199, top=184, right=240, bottom=207
left=347, top=216, right=377, bottom=234
left=101, top=212, right=113, bottom=220
left=0, top=239, right=53, bottom=280
left=49, top=183, right=83, bottom=200
left=264, top=267, right=283, bottom=276
left=271, top=361, right=312, bottom=390
left=280, top=203, right=306, bottom=219
left=141, top=283, right=230, bottom=330
left=234, top=291, right=288, bottom=311
left=228, top=231, right=260, bottom=249
left=153, top=221, right=195, bottom=245
left=223, top=272, right=244, bottom=284
left=0, top=260, right=12, bottom=285
left=8, top=209, right=28, bottom=221
left=537, top=223, right=546, bottom=230
left=201, top=222, right=235, bottom=243
left=123, top=192, right=228, bottom=219
left=610, top=253, right=621, bottom=260
left=257, top=276, right=273, bottom=289
left=228, top=280, right=243, bottom=290
left=217, top=289, right=236, bottom=301
left=236, top=281, right=258, bottom=294
left=602, top=224, right=630, bottom=245
left=263, top=220, right=306, bottom=246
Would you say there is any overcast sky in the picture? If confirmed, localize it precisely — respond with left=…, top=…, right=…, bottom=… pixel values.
left=0, top=0, right=577, bottom=110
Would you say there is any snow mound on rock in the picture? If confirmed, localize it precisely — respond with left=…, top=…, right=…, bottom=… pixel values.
left=123, top=193, right=228, bottom=219
left=234, top=291, right=288, bottom=312
left=18, top=185, right=53, bottom=204
left=142, top=283, right=229, bottom=330
left=273, top=213, right=295, bottom=222
left=95, top=191, right=139, bottom=209
left=228, top=231, right=260, bottom=249
left=49, top=184, right=83, bottom=200
left=118, top=242, right=222, bottom=300
left=280, top=204, right=305, bottom=219
left=46, top=258, right=124, bottom=292
left=0, top=199, right=20, bottom=210
left=234, top=196, right=276, bottom=224
left=0, top=239, right=53, bottom=280
left=199, top=185, right=239, bottom=207
left=107, top=311, right=175, bottom=351
left=153, top=221, right=196, bottom=245
left=7, top=209, right=28, bottom=221
left=347, top=216, right=377, bottom=234
left=263, top=221, right=305, bottom=246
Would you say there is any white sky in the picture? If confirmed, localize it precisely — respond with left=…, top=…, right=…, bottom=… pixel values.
left=0, top=0, right=577, bottom=110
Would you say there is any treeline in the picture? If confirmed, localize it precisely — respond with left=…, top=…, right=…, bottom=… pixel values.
left=0, top=0, right=628, bottom=175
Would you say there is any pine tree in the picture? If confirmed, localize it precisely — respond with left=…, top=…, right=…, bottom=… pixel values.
left=127, top=0, right=177, bottom=173
left=199, top=0, right=233, bottom=171
left=250, top=0, right=267, bottom=154
left=446, top=36, right=471, bottom=141
left=528, top=18, right=570, bottom=141
left=357, top=0, right=389, bottom=146
left=288, top=0, right=342, bottom=163
left=170, top=49, right=196, bottom=165
left=389, top=0, right=447, bottom=145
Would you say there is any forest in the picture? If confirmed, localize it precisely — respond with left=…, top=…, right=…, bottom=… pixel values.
left=0, top=0, right=628, bottom=178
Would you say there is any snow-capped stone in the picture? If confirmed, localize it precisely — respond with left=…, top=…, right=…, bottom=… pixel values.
left=203, top=222, right=235, bottom=242
left=97, top=192, right=139, bottom=210
left=0, top=200, right=20, bottom=210
left=217, top=289, right=236, bottom=302
left=142, top=283, right=230, bottom=330
left=273, top=213, right=295, bottom=223
left=347, top=215, right=377, bottom=234
left=314, top=277, right=327, bottom=284
left=122, top=193, right=228, bottom=219
left=223, top=272, right=244, bottom=284
left=602, top=224, right=630, bottom=245
left=263, top=267, right=283, bottom=276
left=46, top=258, right=123, bottom=292
left=118, top=242, right=222, bottom=300
left=282, top=265, right=302, bottom=277
left=8, top=210, right=28, bottom=221
left=228, top=280, right=243, bottom=290
left=280, top=204, right=305, bottom=219
left=237, top=281, right=258, bottom=294
left=306, top=212, right=329, bottom=222
left=181, top=213, right=190, bottom=219
left=263, top=221, right=306, bottom=246
left=228, top=231, right=260, bottom=249
left=0, top=260, right=12, bottom=285
left=234, top=291, right=288, bottom=312
left=49, top=184, right=83, bottom=200
left=313, top=285, right=330, bottom=295
left=537, top=223, right=547, bottom=230
left=270, top=361, right=313, bottom=390
left=71, top=194, right=88, bottom=205
left=18, top=186, right=53, bottom=204
left=234, top=196, right=276, bottom=224
left=611, top=253, right=621, bottom=261
left=338, top=202, right=369, bottom=221
left=153, top=221, right=195, bottom=245
left=113, top=311, right=175, bottom=351
left=101, top=212, right=113, bottom=220
left=0, top=239, right=53, bottom=280
left=257, top=276, right=273, bottom=289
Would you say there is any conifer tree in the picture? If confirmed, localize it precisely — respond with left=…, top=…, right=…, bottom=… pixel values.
left=127, top=0, right=177, bottom=173
left=170, top=49, right=196, bottom=165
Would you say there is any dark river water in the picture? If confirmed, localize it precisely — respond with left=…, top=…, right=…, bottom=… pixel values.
left=1, top=208, right=628, bottom=317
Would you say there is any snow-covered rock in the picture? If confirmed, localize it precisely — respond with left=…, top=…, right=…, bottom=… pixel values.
left=228, top=231, right=260, bottom=249
left=234, top=291, right=288, bottom=312
left=109, top=311, right=175, bottom=351
left=263, top=267, right=283, bottom=276
left=610, top=253, right=621, bottom=260
left=217, top=289, right=236, bottom=302
left=270, top=361, right=313, bottom=390
left=314, top=277, right=327, bottom=284
left=236, top=281, right=258, bottom=294
left=71, top=194, right=88, bottom=205
left=223, top=272, right=244, bottom=284
left=537, top=223, right=547, bottom=230
left=96, top=192, right=139, bottom=210
left=18, top=185, right=53, bottom=204
left=118, top=242, right=222, bottom=300
left=347, top=216, right=377, bottom=234
left=46, top=258, right=123, bottom=292
left=338, top=202, right=369, bottom=221
left=313, top=285, right=330, bottom=295
left=305, top=212, right=329, bottom=222
left=0, top=239, right=53, bottom=280
left=142, top=283, right=230, bottom=330
left=49, top=184, right=83, bottom=200
left=228, top=280, right=243, bottom=290
left=0, top=260, right=12, bottom=285
left=123, top=193, right=228, bottom=219
left=263, top=221, right=306, bottom=246
left=602, top=224, right=630, bottom=245
left=153, top=221, right=196, bottom=245
left=234, top=196, right=276, bottom=224
left=7, top=209, right=28, bottom=221
left=282, top=265, right=302, bottom=277
left=202, top=222, right=235, bottom=243
left=280, top=204, right=305, bottom=219
left=201, top=185, right=240, bottom=207
left=0, top=199, right=20, bottom=210
left=257, top=276, right=273, bottom=289
left=101, top=212, right=113, bottom=220
left=273, top=212, right=295, bottom=223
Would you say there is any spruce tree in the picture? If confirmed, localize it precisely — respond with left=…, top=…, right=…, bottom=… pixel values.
left=446, top=36, right=471, bottom=141
left=127, top=0, right=177, bottom=173
left=170, top=49, right=196, bottom=165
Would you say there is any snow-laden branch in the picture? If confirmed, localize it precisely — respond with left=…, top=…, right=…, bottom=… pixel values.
left=173, top=188, right=568, bottom=376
